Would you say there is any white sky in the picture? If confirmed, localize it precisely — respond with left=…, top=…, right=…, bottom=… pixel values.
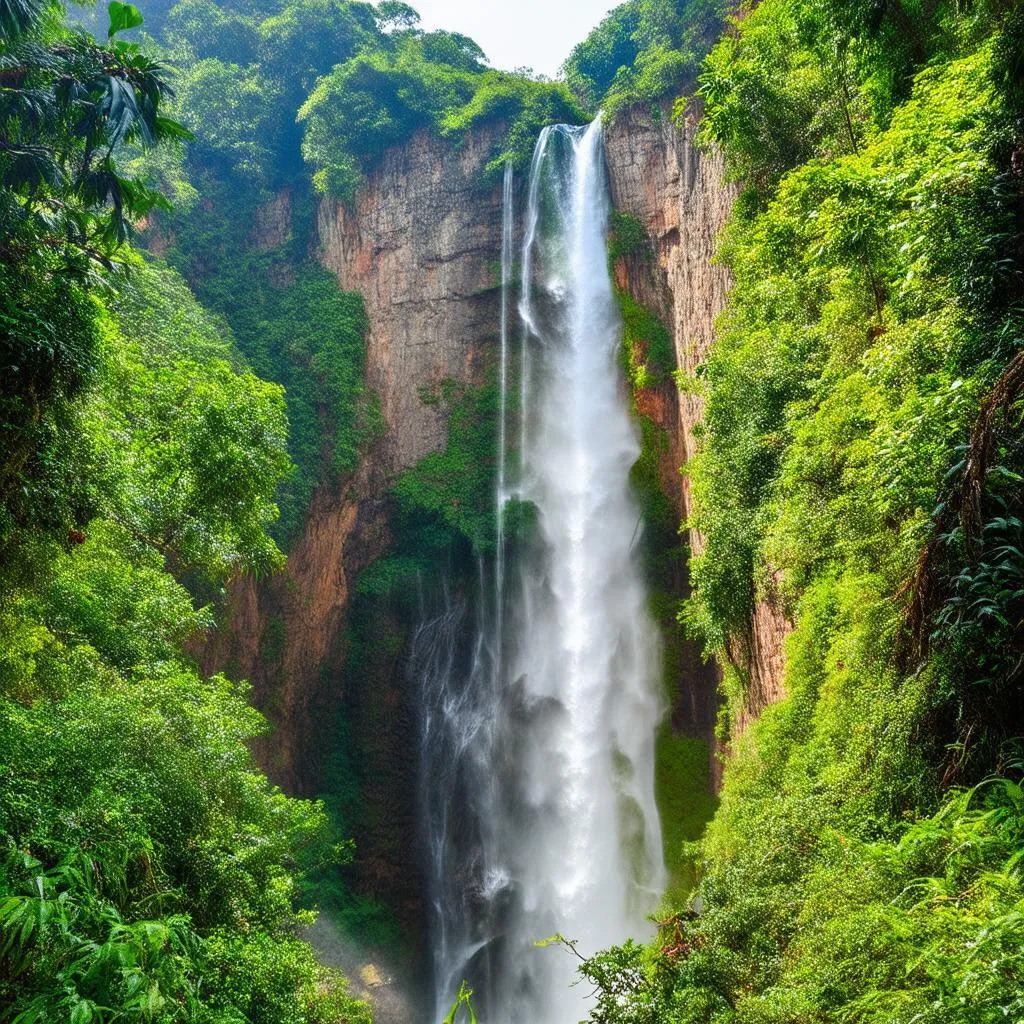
left=410, top=0, right=618, bottom=78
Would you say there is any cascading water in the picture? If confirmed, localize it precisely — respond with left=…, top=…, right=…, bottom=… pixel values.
left=417, top=117, right=665, bottom=1023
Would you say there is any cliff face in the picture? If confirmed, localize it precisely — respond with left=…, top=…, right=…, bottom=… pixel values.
left=202, top=126, right=506, bottom=996
left=203, top=458, right=391, bottom=787
left=604, top=102, right=790, bottom=768
left=605, top=102, right=735, bottom=527
left=317, top=129, right=504, bottom=474
left=206, top=126, right=506, bottom=789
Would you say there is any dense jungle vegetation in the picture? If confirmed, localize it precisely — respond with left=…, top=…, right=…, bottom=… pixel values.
left=569, top=0, right=1024, bottom=1021
left=4, top=0, right=1024, bottom=1016
left=0, top=0, right=382, bottom=1016
left=563, top=0, right=729, bottom=117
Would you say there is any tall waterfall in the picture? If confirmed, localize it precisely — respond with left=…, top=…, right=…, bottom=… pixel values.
left=417, top=117, right=665, bottom=1024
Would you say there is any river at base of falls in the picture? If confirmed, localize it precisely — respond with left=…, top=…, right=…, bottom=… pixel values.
left=416, top=117, right=666, bottom=1024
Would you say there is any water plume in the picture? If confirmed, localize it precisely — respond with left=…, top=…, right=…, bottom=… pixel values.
left=418, top=117, right=665, bottom=1024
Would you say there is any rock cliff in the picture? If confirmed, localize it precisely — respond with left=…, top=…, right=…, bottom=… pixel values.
left=202, top=125, right=507, bottom=1002
left=604, top=101, right=790, bottom=771
left=205, top=125, right=506, bottom=791
left=317, top=129, right=505, bottom=475
left=204, top=103, right=790, bottom=994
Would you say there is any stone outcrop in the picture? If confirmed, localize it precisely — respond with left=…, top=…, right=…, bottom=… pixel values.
left=604, top=101, right=790, bottom=774
left=605, top=101, right=735, bottom=529
left=251, top=187, right=293, bottom=251
left=317, top=129, right=505, bottom=475
left=733, top=594, right=790, bottom=737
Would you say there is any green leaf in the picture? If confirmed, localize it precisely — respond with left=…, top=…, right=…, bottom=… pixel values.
left=70, top=1001, right=93, bottom=1024
left=107, top=1, right=143, bottom=38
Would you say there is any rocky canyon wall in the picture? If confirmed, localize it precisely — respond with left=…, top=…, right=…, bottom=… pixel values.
left=204, top=104, right=790, bottom=972
left=317, top=129, right=505, bottom=475
left=202, top=126, right=507, bottom=990
left=205, top=126, right=507, bottom=792
left=604, top=101, right=790, bottom=768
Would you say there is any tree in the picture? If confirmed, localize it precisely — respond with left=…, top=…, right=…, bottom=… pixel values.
left=374, top=0, right=419, bottom=32
left=0, top=0, right=187, bottom=567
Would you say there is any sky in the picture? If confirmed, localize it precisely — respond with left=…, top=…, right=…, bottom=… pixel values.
left=410, top=0, right=618, bottom=78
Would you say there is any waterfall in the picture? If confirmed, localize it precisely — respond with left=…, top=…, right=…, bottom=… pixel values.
left=418, top=117, right=665, bottom=1024
left=495, top=161, right=514, bottom=639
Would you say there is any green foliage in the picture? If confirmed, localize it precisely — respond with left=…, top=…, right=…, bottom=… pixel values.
left=655, top=733, right=716, bottom=900
left=391, top=377, right=499, bottom=557
left=96, top=258, right=291, bottom=580
left=686, top=43, right=1017, bottom=652
left=298, top=41, right=474, bottom=199
left=608, top=211, right=651, bottom=263
left=164, top=178, right=371, bottom=545
left=562, top=2, right=643, bottom=110
left=0, top=283, right=364, bottom=1023
left=355, top=554, right=429, bottom=597
left=107, top=1, right=144, bottom=38
left=206, top=258, right=371, bottom=545
left=0, top=267, right=101, bottom=573
left=697, top=0, right=1015, bottom=198
left=443, top=981, right=478, bottom=1024
left=629, top=415, right=675, bottom=545
left=163, top=0, right=260, bottom=64
left=1, top=0, right=186, bottom=573
left=0, top=0, right=184, bottom=268
left=162, top=0, right=379, bottom=189
left=299, top=32, right=585, bottom=197
left=574, top=767, right=1024, bottom=1024
left=619, top=289, right=674, bottom=389
left=0, top=595, right=367, bottom=1022
left=0, top=153, right=355, bottom=1015
left=158, top=0, right=587, bottom=201
left=440, top=72, right=587, bottom=178
left=173, top=59, right=282, bottom=186
left=698, top=0, right=865, bottom=198
left=257, top=0, right=378, bottom=100
left=562, top=0, right=728, bottom=119
left=153, top=1, right=441, bottom=543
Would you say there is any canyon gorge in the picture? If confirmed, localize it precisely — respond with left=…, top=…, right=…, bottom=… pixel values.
left=6, top=1, right=1020, bottom=1021
left=198, top=97, right=789, bottom=1019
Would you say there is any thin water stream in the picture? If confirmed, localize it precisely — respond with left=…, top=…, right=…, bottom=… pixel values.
left=417, top=118, right=665, bottom=1024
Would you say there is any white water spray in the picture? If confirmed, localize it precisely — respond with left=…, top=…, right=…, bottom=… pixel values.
left=495, top=160, right=515, bottom=637
left=418, top=117, right=665, bottom=1024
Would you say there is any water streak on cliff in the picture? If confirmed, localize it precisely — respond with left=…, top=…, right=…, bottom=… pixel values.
left=496, top=161, right=515, bottom=635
